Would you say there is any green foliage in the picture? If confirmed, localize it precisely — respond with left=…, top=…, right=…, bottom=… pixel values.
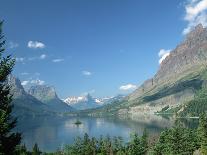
left=127, top=130, right=148, bottom=155
left=180, top=88, right=207, bottom=117
left=32, top=143, right=41, bottom=155
left=0, top=21, right=21, bottom=155
left=61, top=131, right=148, bottom=155
left=153, top=121, right=199, bottom=155
left=197, top=113, right=207, bottom=154
left=14, top=144, right=28, bottom=155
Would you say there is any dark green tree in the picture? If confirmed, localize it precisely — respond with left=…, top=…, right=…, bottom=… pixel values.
left=128, top=133, right=142, bottom=155
left=32, top=143, right=41, bottom=155
left=197, top=113, right=207, bottom=154
left=15, top=144, right=28, bottom=155
left=0, top=21, right=21, bottom=155
left=140, top=129, right=148, bottom=154
left=153, top=122, right=198, bottom=155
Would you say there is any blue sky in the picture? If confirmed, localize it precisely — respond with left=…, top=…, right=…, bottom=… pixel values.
left=1, top=0, right=207, bottom=98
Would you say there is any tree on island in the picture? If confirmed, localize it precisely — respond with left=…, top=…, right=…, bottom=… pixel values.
left=0, top=20, right=21, bottom=155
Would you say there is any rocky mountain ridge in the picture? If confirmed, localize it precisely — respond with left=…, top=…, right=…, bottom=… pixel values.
left=7, top=75, right=73, bottom=117
left=129, top=24, right=207, bottom=101
left=88, top=24, right=207, bottom=117
left=28, top=85, right=73, bottom=112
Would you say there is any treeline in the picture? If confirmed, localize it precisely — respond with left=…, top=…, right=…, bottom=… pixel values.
left=12, top=114, right=207, bottom=155
left=15, top=129, right=147, bottom=155
left=180, top=88, right=207, bottom=117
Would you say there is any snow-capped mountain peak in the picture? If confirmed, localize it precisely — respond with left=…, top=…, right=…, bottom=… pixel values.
left=63, top=94, right=125, bottom=110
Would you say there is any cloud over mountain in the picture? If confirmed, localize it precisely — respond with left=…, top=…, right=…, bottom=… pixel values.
left=119, top=84, right=137, bottom=91
left=183, top=0, right=207, bottom=34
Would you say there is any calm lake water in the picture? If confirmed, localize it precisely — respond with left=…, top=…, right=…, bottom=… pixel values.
left=16, top=115, right=198, bottom=152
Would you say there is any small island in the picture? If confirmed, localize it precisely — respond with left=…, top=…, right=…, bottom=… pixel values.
left=74, top=119, right=82, bottom=125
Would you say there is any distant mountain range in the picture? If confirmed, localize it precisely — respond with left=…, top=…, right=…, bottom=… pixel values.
left=7, top=75, right=125, bottom=117
left=64, top=94, right=125, bottom=110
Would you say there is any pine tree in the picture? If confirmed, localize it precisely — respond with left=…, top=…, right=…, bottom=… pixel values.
left=197, top=113, right=207, bottom=154
left=128, top=133, right=142, bottom=155
left=0, top=21, right=21, bottom=155
left=140, top=129, right=148, bottom=154
left=32, top=143, right=41, bottom=155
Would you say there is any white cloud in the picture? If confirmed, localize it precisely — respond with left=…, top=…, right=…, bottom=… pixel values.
left=9, top=41, right=19, bottom=49
left=52, top=59, right=64, bottom=63
left=21, top=78, right=45, bottom=86
left=30, top=79, right=45, bottom=85
left=183, top=0, right=207, bottom=34
left=40, top=54, right=46, bottom=59
left=82, top=70, right=92, bottom=76
left=119, top=84, right=137, bottom=91
left=28, top=41, right=45, bottom=49
left=158, top=49, right=171, bottom=64
left=16, top=57, right=25, bottom=62
left=21, top=80, right=29, bottom=86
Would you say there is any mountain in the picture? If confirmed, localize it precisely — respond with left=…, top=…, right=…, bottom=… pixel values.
left=88, top=24, right=207, bottom=117
left=7, top=75, right=73, bottom=119
left=28, top=85, right=74, bottom=112
left=64, top=94, right=125, bottom=110
left=7, top=75, right=54, bottom=118
left=64, top=94, right=103, bottom=110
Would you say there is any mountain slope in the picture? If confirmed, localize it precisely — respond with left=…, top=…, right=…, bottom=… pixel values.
left=87, top=24, right=207, bottom=117
left=7, top=75, right=55, bottom=118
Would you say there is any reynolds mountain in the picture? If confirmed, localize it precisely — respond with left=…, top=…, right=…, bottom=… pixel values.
left=89, top=24, right=207, bottom=117
left=28, top=85, right=73, bottom=112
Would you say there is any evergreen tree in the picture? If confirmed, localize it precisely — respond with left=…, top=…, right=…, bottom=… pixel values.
left=197, top=113, right=207, bottom=154
left=128, top=133, right=142, bottom=155
left=32, top=143, right=41, bottom=155
left=0, top=21, right=21, bottom=155
left=140, top=129, right=148, bottom=154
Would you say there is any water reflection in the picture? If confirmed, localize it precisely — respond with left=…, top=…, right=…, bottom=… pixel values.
left=16, top=115, right=198, bottom=152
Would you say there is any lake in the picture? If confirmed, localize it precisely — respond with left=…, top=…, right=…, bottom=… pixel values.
left=15, top=115, right=198, bottom=152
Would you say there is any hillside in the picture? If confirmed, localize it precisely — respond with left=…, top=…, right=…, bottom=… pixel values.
left=85, top=24, right=207, bottom=117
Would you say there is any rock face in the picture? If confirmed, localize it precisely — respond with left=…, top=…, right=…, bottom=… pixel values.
left=129, top=24, right=207, bottom=100
left=28, top=85, right=58, bottom=102
left=155, top=24, right=207, bottom=84
left=28, top=85, right=73, bottom=112
left=7, top=75, right=27, bottom=97
left=125, top=24, right=207, bottom=114
left=7, top=75, right=53, bottom=118
left=7, top=75, right=73, bottom=118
